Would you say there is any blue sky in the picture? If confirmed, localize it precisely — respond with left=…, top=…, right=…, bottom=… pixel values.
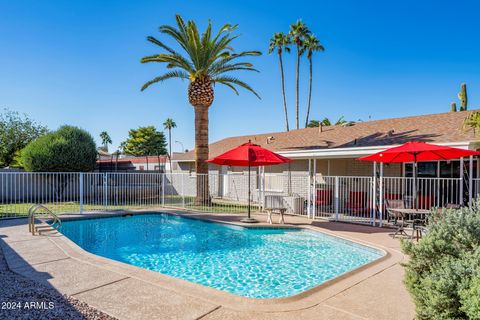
left=1, top=0, right=479, bottom=152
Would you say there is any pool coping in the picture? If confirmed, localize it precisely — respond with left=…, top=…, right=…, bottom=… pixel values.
left=34, top=209, right=404, bottom=313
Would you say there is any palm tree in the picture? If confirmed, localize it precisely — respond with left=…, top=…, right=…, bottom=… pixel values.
left=99, top=131, right=112, bottom=152
left=307, top=116, right=347, bottom=127
left=463, top=111, right=480, bottom=136
left=163, top=118, right=176, bottom=173
left=268, top=32, right=291, bottom=131
left=303, top=34, right=325, bottom=128
left=141, top=15, right=261, bottom=203
left=289, top=20, right=310, bottom=129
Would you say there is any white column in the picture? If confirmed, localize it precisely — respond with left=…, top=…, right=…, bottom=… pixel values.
left=334, top=176, right=339, bottom=221
left=460, top=157, right=464, bottom=205
left=307, top=159, right=311, bottom=218
left=469, top=156, right=473, bottom=207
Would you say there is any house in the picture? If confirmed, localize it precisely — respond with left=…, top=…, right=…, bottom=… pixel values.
left=172, top=110, right=479, bottom=179
left=97, top=155, right=168, bottom=172
left=171, top=110, right=480, bottom=214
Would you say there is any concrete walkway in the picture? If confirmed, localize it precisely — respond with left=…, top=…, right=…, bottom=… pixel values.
left=0, top=211, right=415, bottom=320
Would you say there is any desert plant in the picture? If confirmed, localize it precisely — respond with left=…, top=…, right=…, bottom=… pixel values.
left=140, top=15, right=261, bottom=203
left=303, top=34, right=325, bottom=128
left=269, top=32, right=291, bottom=131
left=22, top=125, right=97, bottom=172
left=402, top=203, right=480, bottom=319
left=451, top=102, right=457, bottom=112
left=458, top=83, right=468, bottom=111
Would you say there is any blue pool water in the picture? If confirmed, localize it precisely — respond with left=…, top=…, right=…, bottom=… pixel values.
left=59, top=214, right=383, bottom=298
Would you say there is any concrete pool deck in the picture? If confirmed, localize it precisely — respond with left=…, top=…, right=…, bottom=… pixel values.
left=0, top=210, right=415, bottom=320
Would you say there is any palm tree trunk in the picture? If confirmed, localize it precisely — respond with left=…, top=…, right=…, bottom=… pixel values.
left=295, top=45, right=300, bottom=129
left=279, top=51, right=289, bottom=132
left=305, top=56, right=313, bottom=128
left=194, top=105, right=210, bottom=205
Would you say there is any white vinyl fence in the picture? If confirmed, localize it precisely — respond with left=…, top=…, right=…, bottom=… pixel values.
left=0, top=171, right=473, bottom=226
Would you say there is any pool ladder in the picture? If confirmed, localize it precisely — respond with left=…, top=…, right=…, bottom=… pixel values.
left=28, top=204, right=62, bottom=235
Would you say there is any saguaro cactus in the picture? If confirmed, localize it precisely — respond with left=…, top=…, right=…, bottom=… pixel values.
left=451, top=102, right=457, bottom=112
left=458, top=83, right=468, bottom=111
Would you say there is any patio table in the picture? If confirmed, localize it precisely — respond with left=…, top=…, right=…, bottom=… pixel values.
left=389, top=208, right=430, bottom=240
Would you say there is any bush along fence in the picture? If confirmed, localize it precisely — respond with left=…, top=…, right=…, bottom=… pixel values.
left=0, top=172, right=475, bottom=226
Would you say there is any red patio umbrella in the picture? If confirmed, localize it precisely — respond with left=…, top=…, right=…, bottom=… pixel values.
left=358, top=141, right=480, bottom=207
left=207, top=141, right=292, bottom=222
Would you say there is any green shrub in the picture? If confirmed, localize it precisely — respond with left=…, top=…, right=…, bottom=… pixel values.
left=402, top=203, right=480, bottom=319
left=21, top=125, right=97, bottom=172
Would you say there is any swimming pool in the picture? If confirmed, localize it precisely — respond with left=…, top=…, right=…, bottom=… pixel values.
left=59, top=214, right=383, bottom=298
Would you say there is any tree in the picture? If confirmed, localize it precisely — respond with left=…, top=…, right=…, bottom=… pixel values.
left=303, top=34, right=325, bottom=128
left=140, top=15, right=261, bottom=203
left=0, top=109, right=48, bottom=167
left=289, top=20, right=310, bottom=129
left=463, top=111, right=480, bottom=136
left=21, top=125, right=97, bottom=172
left=269, top=32, right=291, bottom=131
left=163, top=118, right=176, bottom=172
left=99, top=131, right=112, bottom=152
left=307, top=116, right=347, bottom=127
left=121, top=126, right=167, bottom=156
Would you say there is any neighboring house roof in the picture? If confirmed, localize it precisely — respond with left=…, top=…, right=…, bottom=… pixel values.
left=173, top=110, right=479, bottom=161
left=97, top=156, right=168, bottom=164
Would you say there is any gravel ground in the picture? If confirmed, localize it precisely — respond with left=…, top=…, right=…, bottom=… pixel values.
left=0, top=246, right=117, bottom=320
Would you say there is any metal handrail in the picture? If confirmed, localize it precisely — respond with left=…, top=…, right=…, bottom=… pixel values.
left=28, top=204, right=62, bottom=235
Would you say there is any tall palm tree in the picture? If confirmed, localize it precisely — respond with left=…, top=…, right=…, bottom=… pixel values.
left=289, top=20, right=310, bottom=129
left=268, top=32, right=291, bottom=131
left=303, top=34, right=325, bottom=128
left=99, top=131, right=112, bottom=152
left=141, top=15, right=261, bottom=203
left=163, top=118, right=176, bottom=173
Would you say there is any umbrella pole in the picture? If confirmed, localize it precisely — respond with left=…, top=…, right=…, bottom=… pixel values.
left=248, top=164, right=251, bottom=219
left=414, top=154, right=417, bottom=209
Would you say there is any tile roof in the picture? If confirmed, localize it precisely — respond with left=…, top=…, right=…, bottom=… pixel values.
left=173, top=110, right=479, bottom=161
left=97, top=155, right=168, bottom=164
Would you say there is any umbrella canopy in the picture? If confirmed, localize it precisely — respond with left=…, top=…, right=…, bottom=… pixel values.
left=207, top=141, right=291, bottom=222
left=207, top=142, right=292, bottom=167
left=358, top=141, right=480, bottom=163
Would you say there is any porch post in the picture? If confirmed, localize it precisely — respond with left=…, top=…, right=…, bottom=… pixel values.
left=460, top=157, right=464, bottom=205
left=312, top=159, right=317, bottom=219
left=307, top=159, right=311, bottom=218
left=334, top=176, right=339, bottom=221
left=373, top=162, right=377, bottom=226
left=379, top=163, right=384, bottom=227
left=469, top=156, right=473, bottom=207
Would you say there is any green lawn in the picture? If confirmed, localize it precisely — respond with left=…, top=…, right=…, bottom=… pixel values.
left=0, top=197, right=251, bottom=218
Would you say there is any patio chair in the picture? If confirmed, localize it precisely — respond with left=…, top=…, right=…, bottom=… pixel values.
left=417, top=194, right=434, bottom=210
left=315, top=188, right=333, bottom=207
left=345, top=191, right=368, bottom=215
left=385, top=198, right=412, bottom=238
